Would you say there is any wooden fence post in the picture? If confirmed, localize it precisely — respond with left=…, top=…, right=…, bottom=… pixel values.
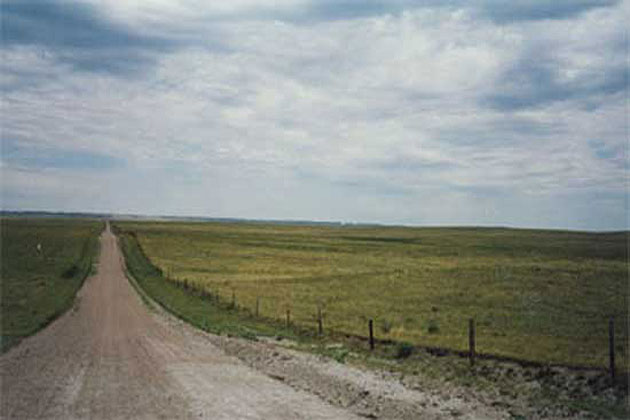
left=255, top=297, right=260, bottom=317
left=286, top=309, right=291, bottom=328
left=469, top=318, right=476, bottom=367
left=609, top=316, right=616, bottom=384
left=369, top=319, right=375, bottom=351
left=317, top=306, right=323, bottom=336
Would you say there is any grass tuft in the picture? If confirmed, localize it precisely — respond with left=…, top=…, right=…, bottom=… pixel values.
left=396, top=342, right=415, bottom=359
left=427, top=319, right=440, bottom=334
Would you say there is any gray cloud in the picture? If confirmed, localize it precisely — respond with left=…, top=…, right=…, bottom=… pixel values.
left=484, top=52, right=627, bottom=111
left=1, top=0, right=178, bottom=75
left=282, top=0, right=621, bottom=23
left=474, top=0, right=620, bottom=23
left=2, top=138, right=124, bottom=171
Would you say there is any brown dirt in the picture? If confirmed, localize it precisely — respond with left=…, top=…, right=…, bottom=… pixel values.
left=0, top=224, right=361, bottom=419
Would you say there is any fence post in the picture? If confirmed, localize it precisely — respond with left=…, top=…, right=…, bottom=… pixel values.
left=286, top=309, right=291, bottom=328
left=369, top=319, right=375, bottom=351
left=317, top=306, right=323, bottom=336
left=469, top=318, right=476, bottom=367
left=609, top=316, right=616, bottom=384
left=255, top=297, right=260, bottom=317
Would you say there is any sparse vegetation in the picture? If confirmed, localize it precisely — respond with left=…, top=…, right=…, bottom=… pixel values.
left=0, top=218, right=102, bottom=352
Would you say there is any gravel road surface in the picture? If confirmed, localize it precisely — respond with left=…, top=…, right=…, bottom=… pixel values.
left=0, top=224, right=362, bottom=419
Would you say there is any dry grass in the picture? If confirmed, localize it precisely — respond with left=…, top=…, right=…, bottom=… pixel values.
left=115, top=220, right=628, bottom=370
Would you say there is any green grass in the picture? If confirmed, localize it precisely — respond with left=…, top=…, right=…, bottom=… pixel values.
left=1, top=218, right=102, bottom=352
left=114, top=221, right=628, bottom=371
left=118, top=230, right=301, bottom=340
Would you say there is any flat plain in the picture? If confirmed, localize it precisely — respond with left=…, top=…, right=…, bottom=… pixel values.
left=114, top=220, right=628, bottom=370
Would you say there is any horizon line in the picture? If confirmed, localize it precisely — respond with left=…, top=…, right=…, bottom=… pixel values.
left=1, top=209, right=627, bottom=234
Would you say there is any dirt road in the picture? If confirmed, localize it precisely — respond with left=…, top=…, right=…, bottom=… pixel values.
left=0, top=224, right=361, bottom=419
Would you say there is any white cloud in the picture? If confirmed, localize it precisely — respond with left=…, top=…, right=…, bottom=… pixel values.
left=1, top=0, right=626, bottom=229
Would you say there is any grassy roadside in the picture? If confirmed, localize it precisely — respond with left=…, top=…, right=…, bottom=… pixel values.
left=117, top=224, right=628, bottom=418
left=119, top=228, right=452, bottom=355
left=119, top=228, right=438, bottom=348
left=0, top=218, right=103, bottom=352
left=118, top=230, right=301, bottom=340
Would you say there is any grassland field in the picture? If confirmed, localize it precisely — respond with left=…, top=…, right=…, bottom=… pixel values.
left=1, top=218, right=103, bottom=352
left=117, top=222, right=629, bottom=369
left=114, top=220, right=628, bottom=371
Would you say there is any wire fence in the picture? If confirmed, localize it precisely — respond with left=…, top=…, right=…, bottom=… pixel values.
left=165, top=273, right=625, bottom=384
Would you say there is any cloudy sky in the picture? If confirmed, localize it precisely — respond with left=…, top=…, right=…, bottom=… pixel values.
left=1, top=0, right=627, bottom=230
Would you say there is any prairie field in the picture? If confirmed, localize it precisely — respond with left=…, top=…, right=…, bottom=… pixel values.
left=115, top=221, right=628, bottom=370
left=0, top=218, right=102, bottom=351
